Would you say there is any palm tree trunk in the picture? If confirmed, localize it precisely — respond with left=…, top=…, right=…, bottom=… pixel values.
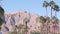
left=58, top=26, right=59, bottom=34
left=48, top=21, right=51, bottom=34
left=51, top=7, right=52, bottom=18
left=25, top=22, right=27, bottom=34
left=54, top=25, right=55, bottom=34
left=41, top=23, right=44, bottom=34
left=54, top=24, right=56, bottom=34
left=55, top=11, right=57, bottom=17
left=46, top=7, right=47, bottom=17
left=41, top=24, right=43, bottom=34
left=43, top=24, right=44, bottom=34
left=48, top=25, right=50, bottom=34
left=47, top=24, right=48, bottom=34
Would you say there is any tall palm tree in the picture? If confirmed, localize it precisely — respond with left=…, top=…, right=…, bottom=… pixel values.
left=44, top=17, right=51, bottom=34
left=39, top=16, right=46, bottom=34
left=23, top=17, right=30, bottom=34
left=51, top=16, right=59, bottom=34
left=49, top=0, right=55, bottom=18
left=52, top=5, right=60, bottom=34
left=0, top=6, right=4, bottom=30
left=43, top=0, right=49, bottom=17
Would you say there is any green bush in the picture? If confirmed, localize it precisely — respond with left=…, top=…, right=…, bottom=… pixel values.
left=30, top=31, right=40, bottom=34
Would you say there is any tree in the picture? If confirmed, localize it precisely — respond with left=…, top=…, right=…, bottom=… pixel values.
left=0, top=6, right=4, bottom=17
left=51, top=16, right=59, bottom=34
left=44, top=17, right=51, bottom=34
left=23, top=17, right=30, bottom=34
left=16, top=24, right=25, bottom=34
left=30, top=31, right=40, bottom=34
left=0, top=18, right=3, bottom=29
left=8, top=24, right=25, bottom=34
left=0, top=6, right=4, bottom=30
left=49, top=0, right=55, bottom=18
left=42, top=0, right=49, bottom=17
left=38, top=16, right=46, bottom=34
left=52, top=5, right=60, bottom=34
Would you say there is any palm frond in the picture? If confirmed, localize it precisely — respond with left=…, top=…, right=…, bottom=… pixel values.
left=39, top=16, right=46, bottom=23
left=0, top=6, right=4, bottom=17
left=42, top=1, right=49, bottom=7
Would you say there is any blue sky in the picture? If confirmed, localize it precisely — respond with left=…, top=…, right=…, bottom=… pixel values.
left=1, top=0, right=60, bottom=19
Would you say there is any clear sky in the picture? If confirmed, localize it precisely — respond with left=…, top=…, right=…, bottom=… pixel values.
left=1, top=0, right=60, bottom=19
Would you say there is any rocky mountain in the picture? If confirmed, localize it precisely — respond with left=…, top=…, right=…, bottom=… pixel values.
left=1, top=10, right=40, bottom=34
left=1, top=10, right=60, bottom=34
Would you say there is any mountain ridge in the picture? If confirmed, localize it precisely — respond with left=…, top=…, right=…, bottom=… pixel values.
left=1, top=10, right=60, bottom=34
left=1, top=10, right=39, bottom=34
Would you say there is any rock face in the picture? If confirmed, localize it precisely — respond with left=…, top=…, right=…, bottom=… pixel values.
left=1, top=10, right=40, bottom=34
left=1, top=10, right=60, bottom=34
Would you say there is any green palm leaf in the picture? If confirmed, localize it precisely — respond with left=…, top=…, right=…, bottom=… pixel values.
left=0, top=17, right=3, bottom=26
left=0, top=6, right=4, bottom=17
left=49, top=1, right=55, bottom=7
left=51, top=16, right=58, bottom=24
left=43, top=1, right=49, bottom=7
left=39, top=16, right=46, bottom=23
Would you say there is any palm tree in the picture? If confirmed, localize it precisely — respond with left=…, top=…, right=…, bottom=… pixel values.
left=23, top=17, right=30, bottom=34
left=49, top=1, right=56, bottom=34
left=42, top=0, right=49, bottom=17
left=44, top=17, right=51, bottom=34
left=49, top=0, right=55, bottom=18
left=52, top=5, right=60, bottom=34
left=38, top=16, right=46, bottom=34
left=51, top=16, right=59, bottom=34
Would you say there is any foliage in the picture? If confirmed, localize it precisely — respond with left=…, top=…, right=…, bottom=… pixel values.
left=43, top=1, right=49, bottom=7
left=15, top=24, right=25, bottom=29
left=0, top=6, right=4, bottom=26
left=0, top=17, right=3, bottom=26
left=53, top=5, right=60, bottom=11
left=39, top=16, right=46, bottom=23
left=44, top=17, right=50, bottom=21
left=49, top=1, right=55, bottom=8
left=51, top=16, right=59, bottom=24
left=42, top=0, right=49, bottom=16
left=0, top=6, right=4, bottom=17
left=23, top=17, right=30, bottom=34
left=0, top=6, right=4, bottom=30
left=30, top=31, right=40, bottom=34
left=23, top=17, right=30, bottom=23
left=8, top=24, right=25, bottom=34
